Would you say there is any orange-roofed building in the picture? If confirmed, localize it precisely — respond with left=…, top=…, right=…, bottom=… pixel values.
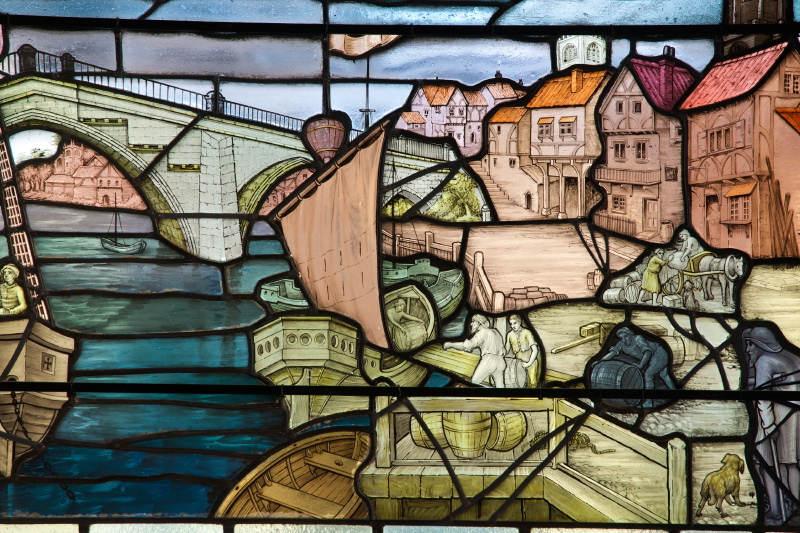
left=396, top=111, right=426, bottom=133
left=408, top=83, right=467, bottom=143
left=680, top=41, right=800, bottom=258
left=524, top=67, right=612, bottom=219
left=463, top=90, right=489, bottom=156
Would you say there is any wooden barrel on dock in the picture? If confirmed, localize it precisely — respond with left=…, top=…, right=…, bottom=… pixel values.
left=486, top=411, right=528, bottom=452
left=609, top=275, right=631, bottom=289
left=590, top=360, right=643, bottom=407
left=625, top=281, right=641, bottom=303
left=442, top=412, right=492, bottom=458
left=409, top=412, right=448, bottom=449
left=603, top=288, right=627, bottom=304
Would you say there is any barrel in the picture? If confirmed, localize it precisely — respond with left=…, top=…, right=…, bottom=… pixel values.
left=409, top=412, right=448, bottom=449
left=442, top=412, right=492, bottom=458
left=609, top=275, right=631, bottom=289
left=486, top=411, right=528, bottom=452
left=590, top=360, right=643, bottom=407
left=625, top=281, right=641, bottom=303
left=603, top=288, right=626, bottom=304
left=663, top=336, right=685, bottom=366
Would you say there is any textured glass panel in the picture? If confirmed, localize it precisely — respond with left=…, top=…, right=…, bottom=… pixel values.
left=329, top=4, right=497, bottom=25
left=635, top=40, right=715, bottom=71
left=8, top=28, right=116, bottom=70
left=122, top=33, right=322, bottom=78
left=148, top=0, right=324, bottom=24
left=497, top=0, right=723, bottom=25
left=0, top=1, right=151, bottom=18
left=91, top=525, right=223, bottom=533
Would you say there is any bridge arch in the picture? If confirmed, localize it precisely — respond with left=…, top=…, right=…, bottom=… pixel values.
left=238, top=156, right=313, bottom=215
left=2, top=108, right=197, bottom=253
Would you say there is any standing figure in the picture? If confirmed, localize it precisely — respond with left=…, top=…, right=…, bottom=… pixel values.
left=505, top=314, right=540, bottom=387
left=639, top=248, right=668, bottom=306
left=0, top=264, right=27, bottom=315
left=742, top=326, right=800, bottom=525
left=444, top=314, right=506, bottom=387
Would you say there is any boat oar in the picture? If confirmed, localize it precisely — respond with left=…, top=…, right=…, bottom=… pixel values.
left=551, top=333, right=600, bottom=354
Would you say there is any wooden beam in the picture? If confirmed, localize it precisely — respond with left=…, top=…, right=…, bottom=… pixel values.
left=305, top=451, right=360, bottom=478
left=257, top=484, right=344, bottom=518
left=667, top=437, right=688, bottom=524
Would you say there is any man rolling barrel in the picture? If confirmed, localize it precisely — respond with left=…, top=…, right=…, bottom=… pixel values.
left=444, top=314, right=506, bottom=387
left=592, top=327, right=675, bottom=406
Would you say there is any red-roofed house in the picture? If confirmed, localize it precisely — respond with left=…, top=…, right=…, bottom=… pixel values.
left=407, top=84, right=467, bottom=142
left=594, top=47, right=697, bottom=243
left=680, top=41, right=800, bottom=258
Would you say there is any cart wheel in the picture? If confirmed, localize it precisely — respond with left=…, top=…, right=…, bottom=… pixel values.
left=661, top=270, right=683, bottom=295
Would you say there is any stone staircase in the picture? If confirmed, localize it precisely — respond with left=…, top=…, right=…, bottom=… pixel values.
left=468, top=161, right=538, bottom=221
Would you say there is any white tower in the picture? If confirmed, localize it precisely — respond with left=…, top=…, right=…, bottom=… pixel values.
left=556, top=35, right=607, bottom=72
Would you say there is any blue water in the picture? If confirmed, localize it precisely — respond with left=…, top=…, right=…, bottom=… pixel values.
left=19, top=445, right=252, bottom=479
left=0, top=479, right=221, bottom=517
left=248, top=240, right=284, bottom=256
left=75, top=374, right=273, bottom=404
left=34, top=236, right=183, bottom=259
left=50, top=295, right=266, bottom=334
left=132, top=434, right=287, bottom=455
left=226, top=258, right=291, bottom=294
left=41, top=263, right=223, bottom=295
left=75, top=335, right=249, bottom=371
left=55, top=403, right=284, bottom=443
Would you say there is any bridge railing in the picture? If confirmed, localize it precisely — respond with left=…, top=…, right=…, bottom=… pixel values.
left=0, top=45, right=306, bottom=133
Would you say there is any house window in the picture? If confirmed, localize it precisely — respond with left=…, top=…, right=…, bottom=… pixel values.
left=635, top=140, right=647, bottom=160
left=730, top=195, right=751, bottom=221
left=632, top=101, right=642, bottom=114
left=586, top=42, right=601, bottom=62
left=563, top=44, right=577, bottom=63
left=611, top=195, right=626, bottom=213
left=449, top=107, right=454, bottom=116
left=785, top=72, right=800, bottom=94
left=435, top=106, right=441, bottom=113
left=497, top=125, right=501, bottom=134
left=615, top=101, right=623, bottom=114
left=709, top=126, right=733, bottom=153
left=459, top=108, right=464, bottom=115
left=538, top=119, right=553, bottom=138
left=424, top=109, right=429, bottom=116
left=559, top=116, right=576, bottom=137
left=493, top=157, right=497, bottom=166
left=509, top=158, right=516, bottom=168
left=665, top=167, right=678, bottom=181
left=613, top=142, right=626, bottom=160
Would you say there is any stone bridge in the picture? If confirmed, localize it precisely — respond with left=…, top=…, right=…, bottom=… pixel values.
left=382, top=135, right=460, bottom=212
left=0, top=75, right=312, bottom=262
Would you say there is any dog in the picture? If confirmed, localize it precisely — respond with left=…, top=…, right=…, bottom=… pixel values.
left=695, top=453, right=747, bottom=517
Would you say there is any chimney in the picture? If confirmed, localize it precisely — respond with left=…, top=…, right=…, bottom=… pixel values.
left=663, top=45, right=675, bottom=57
left=659, top=57, right=675, bottom=107
left=495, top=70, right=502, bottom=78
left=571, top=68, right=583, bottom=93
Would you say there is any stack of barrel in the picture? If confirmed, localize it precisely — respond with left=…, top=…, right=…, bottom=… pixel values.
left=602, top=271, right=642, bottom=305
left=504, top=286, right=567, bottom=311
left=409, top=411, right=527, bottom=458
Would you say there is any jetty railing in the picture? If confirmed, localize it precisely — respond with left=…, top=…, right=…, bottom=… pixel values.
left=0, top=45, right=305, bottom=133
left=382, top=229, right=461, bottom=262
left=464, top=250, right=505, bottom=312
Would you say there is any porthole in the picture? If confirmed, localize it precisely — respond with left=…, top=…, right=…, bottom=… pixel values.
left=287, top=334, right=297, bottom=345
left=315, top=333, right=326, bottom=345
left=300, top=333, right=312, bottom=345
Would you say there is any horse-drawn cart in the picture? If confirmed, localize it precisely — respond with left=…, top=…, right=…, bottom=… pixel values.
left=658, top=250, right=744, bottom=307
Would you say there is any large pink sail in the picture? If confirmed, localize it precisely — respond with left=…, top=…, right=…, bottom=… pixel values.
left=276, top=125, right=389, bottom=348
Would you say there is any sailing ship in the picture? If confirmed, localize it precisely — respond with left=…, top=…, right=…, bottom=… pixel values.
left=0, top=318, right=75, bottom=476
left=101, top=202, right=146, bottom=254
left=214, top=430, right=370, bottom=519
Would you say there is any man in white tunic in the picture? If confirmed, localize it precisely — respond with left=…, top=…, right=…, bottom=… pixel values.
left=444, top=314, right=506, bottom=387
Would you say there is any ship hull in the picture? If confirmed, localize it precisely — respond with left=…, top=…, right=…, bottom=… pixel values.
left=214, top=430, right=371, bottom=519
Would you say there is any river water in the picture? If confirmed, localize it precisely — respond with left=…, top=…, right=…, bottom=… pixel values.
left=0, top=205, right=308, bottom=516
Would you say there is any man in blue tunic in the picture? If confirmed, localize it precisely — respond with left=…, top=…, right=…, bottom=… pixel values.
left=595, top=327, right=676, bottom=393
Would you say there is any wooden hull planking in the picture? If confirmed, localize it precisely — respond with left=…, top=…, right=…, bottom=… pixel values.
left=215, top=430, right=371, bottom=519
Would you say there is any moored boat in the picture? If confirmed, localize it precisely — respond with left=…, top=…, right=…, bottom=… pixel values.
left=214, top=430, right=371, bottom=519
left=382, top=258, right=465, bottom=319
left=0, top=319, right=75, bottom=476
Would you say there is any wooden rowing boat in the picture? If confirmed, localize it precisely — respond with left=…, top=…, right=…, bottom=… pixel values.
left=214, top=430, right=371, bottom=519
